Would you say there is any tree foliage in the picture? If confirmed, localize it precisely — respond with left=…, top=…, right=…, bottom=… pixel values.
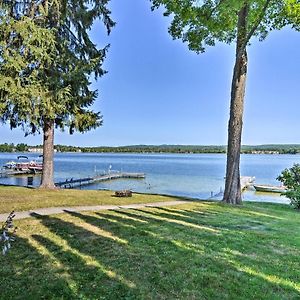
left=286, top=0, right=300, bottom=27
left=278, top=164, right=300, bottom=209
left=0, top=0, right=115, bottom=134
left=151, top=0, right=300, bottom=204
left=0, top=14, right=56, bottom=134
left=151, top=0, right=298, bottom=53
left=0, top=0, right=114, bottom=188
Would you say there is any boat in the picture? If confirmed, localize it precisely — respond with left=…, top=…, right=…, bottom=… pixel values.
left=3, top=161, right=17, bottom=169
left=2, top=156, right=43, bottom=174
left=28, top=161, right=43, bottom=172
left=14, top=156, right=31, bottom=171
left=253, top=184, right=287, bottom=193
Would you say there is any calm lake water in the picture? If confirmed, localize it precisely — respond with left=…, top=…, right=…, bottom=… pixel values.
left=1, top=152, right=299, bottom=204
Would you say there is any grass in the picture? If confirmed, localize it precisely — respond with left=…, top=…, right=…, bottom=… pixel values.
left=0, top=186, right=179, bottom=213
left=1, top=197, right=300, bottom=299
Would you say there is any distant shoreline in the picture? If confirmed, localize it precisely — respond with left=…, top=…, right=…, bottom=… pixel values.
left=1, top=143, right=300, bottom=155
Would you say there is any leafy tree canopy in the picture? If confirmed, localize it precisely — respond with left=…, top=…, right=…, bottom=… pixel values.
left=151, top=0, right=300, bottom=53
left=151, top=0, right=300, bottom=204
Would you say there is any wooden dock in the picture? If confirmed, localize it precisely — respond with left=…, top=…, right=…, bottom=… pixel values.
left=240, top=176, right=255, bottom=190
left=55, top=172, right=145, bottom=189
left=0, top=169, right=38, bottom=177
left=208, top=176, right=255, bottom=200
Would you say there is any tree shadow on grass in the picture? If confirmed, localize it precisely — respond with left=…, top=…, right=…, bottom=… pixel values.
left=0, top=235, right=77, bottom=299
left=107, top=208, right=263, bottom=252
left=151, top=206, right=278, bottom=233
left=107, top=208, right=220, bottom=238
left=9, top=207, right=298, bottom=299
left=35, top=210, right=224, bottom=298
left=154, top=206, right=214, bottom=218
left=28, top=212, right=140, bottom=299
left=65, top=209, right=300, bottom=299
left=32, top=234, right=136, bottom=299
left=97, top=208, right=300, bottom=298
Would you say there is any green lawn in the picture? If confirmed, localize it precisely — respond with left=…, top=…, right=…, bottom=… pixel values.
left=0, top=186, right=177, bottom=213
left=1, top=199, right=300, bottom=299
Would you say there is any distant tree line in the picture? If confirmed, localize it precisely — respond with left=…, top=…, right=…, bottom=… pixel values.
left=1, top=144, right=300, bottom=154
left=0, top=143, right=28, bottom=152
left=80, top=145, right=227, bottom=154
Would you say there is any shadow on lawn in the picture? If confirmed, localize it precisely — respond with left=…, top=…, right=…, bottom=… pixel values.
left=0, top=236, right=77, bottom=299
left=1, top=205, right=299, bottom=299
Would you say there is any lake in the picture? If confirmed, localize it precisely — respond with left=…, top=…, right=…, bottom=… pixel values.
left=1, top=152, right=299, bottom=204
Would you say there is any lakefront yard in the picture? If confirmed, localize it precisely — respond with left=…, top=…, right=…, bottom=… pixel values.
left=0, top=187, right=300, bottom=299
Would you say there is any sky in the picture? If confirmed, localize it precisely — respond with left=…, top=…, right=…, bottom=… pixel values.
left=1, top=0, right=300, bottom=147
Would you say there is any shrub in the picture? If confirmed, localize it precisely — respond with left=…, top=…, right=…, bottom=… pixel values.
left=0, top=211, right=17, bottom=255
left=277, top=164, right=300, bottom=209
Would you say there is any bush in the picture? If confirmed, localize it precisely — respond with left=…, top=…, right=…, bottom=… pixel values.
left=0, top=211, right=17, bottom=255
left=277, top=164, right=300, bottom=209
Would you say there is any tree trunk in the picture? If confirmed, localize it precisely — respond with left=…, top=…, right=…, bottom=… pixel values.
left=40, top=119, right=56, bottom=189
left=223, top=5, right=249, bottom=205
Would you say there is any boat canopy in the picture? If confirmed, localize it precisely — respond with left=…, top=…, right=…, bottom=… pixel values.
left=17, top=155, right=29, bottom=160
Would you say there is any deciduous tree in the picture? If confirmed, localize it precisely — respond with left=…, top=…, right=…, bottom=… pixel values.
left=151, top=0, right=300, bottom=204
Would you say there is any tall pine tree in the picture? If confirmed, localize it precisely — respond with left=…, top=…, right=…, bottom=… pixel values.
left=0, top=0, right=115, bottom=188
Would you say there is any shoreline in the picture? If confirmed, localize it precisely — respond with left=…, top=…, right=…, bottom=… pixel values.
left=0, top=184, right=290, bottom=206
left=2, top=143, right=300, bottom=155
left=1, top=151, right=300, bottom=156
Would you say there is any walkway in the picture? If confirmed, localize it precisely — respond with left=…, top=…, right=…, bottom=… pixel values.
left=0, top=200, right=189, bottom=222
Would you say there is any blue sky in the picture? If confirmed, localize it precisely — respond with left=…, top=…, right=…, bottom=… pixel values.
left=2, top=0, right=300, bottom=146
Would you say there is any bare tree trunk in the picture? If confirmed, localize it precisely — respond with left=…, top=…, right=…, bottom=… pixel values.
left=223, top=5, right=248, bottom=205
left=40, top=119, right=56, bottom=189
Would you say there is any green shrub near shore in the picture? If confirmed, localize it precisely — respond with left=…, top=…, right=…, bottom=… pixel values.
left=278, top=164, right=300, bottom=209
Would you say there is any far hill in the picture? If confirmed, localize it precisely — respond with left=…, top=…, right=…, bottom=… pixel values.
left=38, top=144, right=300, bottom=154
left=1, top=143, right=300, bottom=154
